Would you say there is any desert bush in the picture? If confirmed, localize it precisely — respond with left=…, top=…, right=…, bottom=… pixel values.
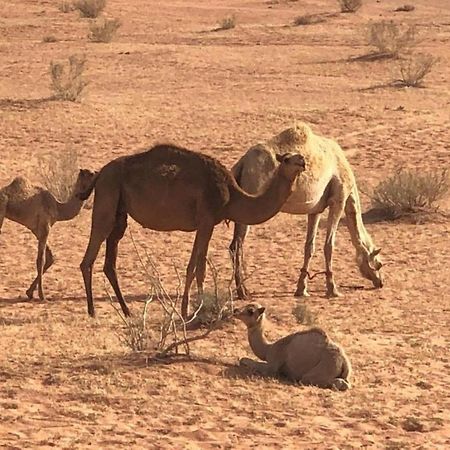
left=293, top=14, right=325, bottom=26
left=74, top=0, right=106, bottom=18
left=37, top=149, right=79, bottom=202
left=218, top=15, right=236, bottom=30
left=59, top=1, right=74, bottom=13
left=43, top=35, right=58, bottom=43
left=88, top=17, right=121, bottom=43
left=292, top=302, right=318, bottom=326
left=50, top=54, right=87, bottom=101
left=338, top=0, right=362, bottom=13
left=371, top=168, right=449, bottom=217
left=395, top=4, right=415, bottom=12
left=368, top=21, right=417, bottom=57
left=396, top=53, right=438, bottom=87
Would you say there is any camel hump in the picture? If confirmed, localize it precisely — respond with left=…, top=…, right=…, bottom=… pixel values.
left=268, top=122, right=312, bottom=150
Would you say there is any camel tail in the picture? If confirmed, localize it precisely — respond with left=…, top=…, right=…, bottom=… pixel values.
left=77, top=173, right=99, bottom=201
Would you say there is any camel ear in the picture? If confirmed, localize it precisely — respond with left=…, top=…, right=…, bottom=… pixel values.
left=275, top=153, right=284, bottom=163
left=371, top=248, right=381, bottom=257
left=257, top=306, right=266, bottom=316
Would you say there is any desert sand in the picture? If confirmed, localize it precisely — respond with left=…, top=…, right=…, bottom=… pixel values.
left=0, top=0, right=449, bottom=448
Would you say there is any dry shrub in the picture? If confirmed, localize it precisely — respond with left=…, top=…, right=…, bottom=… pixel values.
left=395, top=4, right=415, bottom=12
left=292, top=302, right=318, bottom=326
left=368, top=21, right=417, bottom=57
left=43, top=35, right=58, bottom=43
left=50, top=54, right=87, bottom=101
left=37, top=149, right=79, bottom=202
left=396, top=53, right=438, bottom=87
left=338, top=0, right=362, bottom=13
left=371, top=168, right=449, bottom=218
left=88, top=17, right=121, bottom=43
left=218, top=15, right=236, bottom=30
left=293, top=14, right=325, bottom=26
left=59, top=1, right=75, bottom=13
left=74, top=0, right=106, bottom=18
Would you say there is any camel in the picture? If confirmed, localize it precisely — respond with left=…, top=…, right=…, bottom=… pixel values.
left=235, top=303, right=352, bottom=390
left=229, top=122, right=384, bottom=299
left=0, top=169, right=97, bottom=301
left=78, top=143, right=305, bottom=319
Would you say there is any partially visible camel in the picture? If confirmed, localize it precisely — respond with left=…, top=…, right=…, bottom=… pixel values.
left=230, top=122, right=384, bottom=299
left=78, top=144, right=305, bottom=319
left=235, top=303, right=352, bottom=391
left=0, top=169, right=96, bottom=300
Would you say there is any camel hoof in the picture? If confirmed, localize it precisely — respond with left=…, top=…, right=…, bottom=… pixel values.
left=294, top=288, right=310, bottom=297
left=25, top=290, right=34, bottom=300
left=327, top=290, right=343, bottom=298
left=333, top=378, right=350, bottom=391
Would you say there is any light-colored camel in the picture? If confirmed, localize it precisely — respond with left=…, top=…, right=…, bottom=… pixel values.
left=0, top=169, right=96, bottom=300
left=235, top=303, right=352, bottom=391
left=78, top=143, right=305, bottom=319
left=229, top=122, right=384, bottom=299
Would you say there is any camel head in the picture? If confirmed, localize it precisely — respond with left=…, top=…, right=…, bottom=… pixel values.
left=234, top=302, right=266, bottom=328
left=73, top=169, right=97, bottom=198
left=275, top=153, right=306, bottom=182
left=357, top=247, right=384, bottom=288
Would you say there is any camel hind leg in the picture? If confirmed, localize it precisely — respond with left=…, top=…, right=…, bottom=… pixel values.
left=26, top=245, right=54, bottom=299
left=301, top=353, right=350, bottom=391
left=103, top=209, right=130, bottom=317
left=229, top=223, right=250, bottom=299
left=33, top=224, right=50, bottom=301
left=0, top=192, right=7, bottom=233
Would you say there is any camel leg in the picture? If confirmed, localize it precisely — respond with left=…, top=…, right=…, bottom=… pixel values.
left=182, top=223, right=214, bottom=320
left=295, top=213, right=321, bottom=297
left=301, top=356, right=350, bottom=391
left=229, top=223, right=250, bottom=299
left=34, top=225, right=50, bottom=301
left=26, top=245, right=54, bottom=299
left=103, top=211, right=130, bottom=317
left=0, top=193, right=7, bottom=233
left=239, top=357, right=276, bottom=377
left=324, top=201, right=345, bottom=298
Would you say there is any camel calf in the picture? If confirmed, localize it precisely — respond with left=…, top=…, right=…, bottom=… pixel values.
left=235, top=303, right=352, bottom=391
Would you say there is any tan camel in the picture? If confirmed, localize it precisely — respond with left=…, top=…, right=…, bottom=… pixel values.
left=229, top=122, right=384, bottom=299
left=78, top=143, right=305, bottom=319
left=0, top=169, right=96, bottom=300
left=235, top=303, right=352, bottom=391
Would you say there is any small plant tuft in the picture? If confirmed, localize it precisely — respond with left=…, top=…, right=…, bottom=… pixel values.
left=368, top=21, right=417, bottom=57
left=59, top=1, right=75, bottom=13
left=88, top=17, right=121, bottom=43
left=74, top=0, right=106, bottom=18
left=292, top=303, right=318, bottom=326
left=49, top=54, right=87, bottom=102
left=338, top=0, right=362, bottom=13
left=218, top=14, right=236, bottom=30
left=43, top=35, right=58, bottom=43
left=370, top=168, right=449, bottom=218
left=395, top=53, right=438, bottom=87
left=395, top=4, right=415, bottom=12
left=293, top=14, right=325, bottom=26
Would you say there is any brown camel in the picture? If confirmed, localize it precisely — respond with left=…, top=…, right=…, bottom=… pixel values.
left=78, top=144, right=305, bottom=319
left=229, top=122, right=383, bottom=299
left=0, top=169, right=96, bottom=300
left=235, top=303, right=352, bottom=391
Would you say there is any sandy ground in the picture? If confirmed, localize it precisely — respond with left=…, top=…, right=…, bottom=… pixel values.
left=1, top=0, right=449, bottom=448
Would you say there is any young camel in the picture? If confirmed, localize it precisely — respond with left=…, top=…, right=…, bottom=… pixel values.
left=78, top=143, right=305, bottom=319
left=235, top=303, right=352, bottom=391
left=230, top=122, right=384, bottom=299
left=0, top=169, right=96, bottom=301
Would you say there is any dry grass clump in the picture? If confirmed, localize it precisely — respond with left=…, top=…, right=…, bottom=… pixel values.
left=293, top=14, right=325, bottom=26
left=368, top=21, right=417, bottom=57
left=395, top=53, right=438, bottom=87
left=218, top=15, right=236, bottom=30
left=338, top=0, right=362, bottom=13
left=370, top=168, right=449, bottom=219
left=88, top=17, right=121, bottom=43
left=49, top=54, right=87, bottom=101
left=37, top=149, right=79, bottom=202
left=395, top=4, right=415, bottom=12
left=74, top=0, right=106, bottom=18
left=292, top=302, right=318, bottom=326
left=59, top=1, right=75, bottom=13
left=43, top=35, right=58, bottom=43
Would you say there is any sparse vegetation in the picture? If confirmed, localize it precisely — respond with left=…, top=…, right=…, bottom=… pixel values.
left=395, top=4, right=415, bottom=12
left=58, top=1, right=74, bottom=13
left=370, top=168, right=450, bottom=218
left=88, top=17, right=121, bottom=43
left=43, top=35, right=58, bottom=43
left=37, top=148, right=79, bottom=202
left=293, top=14, right=325, bottom=26
left=49, top=54, right=87, bottom=101
left=368, top=21, right=417, bottom=57
left=218, top=14, right=236, bottom=30
left=395, top=53, right=438, bottom=87
left=338, top=0, right=362, bottom=13
left=292, top=302, right=318, bottom=326
left=74, top=0, right=106, bottom=18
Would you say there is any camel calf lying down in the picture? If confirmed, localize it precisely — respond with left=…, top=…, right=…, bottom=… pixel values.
left=235, top=303, right=352, bottom=391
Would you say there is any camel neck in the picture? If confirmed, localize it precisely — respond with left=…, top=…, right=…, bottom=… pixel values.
left=247, top=321, right=271, bottom=361
left=225, top=170, right=294, bottom=225
left=56, top=196, right=84, bottom=221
